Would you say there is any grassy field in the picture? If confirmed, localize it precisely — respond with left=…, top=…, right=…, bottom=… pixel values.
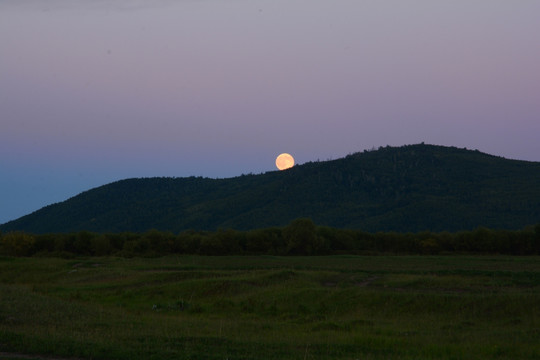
left=1, top=255, right=539, bottom=359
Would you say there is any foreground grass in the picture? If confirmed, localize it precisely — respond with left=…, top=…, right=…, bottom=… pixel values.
left=1, top=255, right=539, bottom=359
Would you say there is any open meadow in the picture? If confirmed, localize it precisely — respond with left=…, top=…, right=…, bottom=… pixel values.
left=1, top=255, right=539, bottom=359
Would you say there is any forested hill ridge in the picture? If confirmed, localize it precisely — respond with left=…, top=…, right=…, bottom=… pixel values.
left=2, top=144, right=540, bottom=234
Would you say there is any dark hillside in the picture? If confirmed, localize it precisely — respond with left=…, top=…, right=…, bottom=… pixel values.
left=2, top=144, right=539, bottom=233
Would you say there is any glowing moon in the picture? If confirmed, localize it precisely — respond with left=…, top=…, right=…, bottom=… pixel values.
left=276, top=153, right=295, bottom=170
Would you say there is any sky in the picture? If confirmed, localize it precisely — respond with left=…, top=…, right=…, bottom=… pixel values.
left=1, top=0, right=540, bottom=225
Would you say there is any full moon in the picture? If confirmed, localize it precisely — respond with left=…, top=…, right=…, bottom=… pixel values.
left=275, top=153, right=295, bottom=170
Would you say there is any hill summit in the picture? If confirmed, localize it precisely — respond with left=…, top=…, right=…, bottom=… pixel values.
left=2, top=144, right=539, bottom=234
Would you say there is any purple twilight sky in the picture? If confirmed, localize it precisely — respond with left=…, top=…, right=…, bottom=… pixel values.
left=1, top=0, right=540, bottom=225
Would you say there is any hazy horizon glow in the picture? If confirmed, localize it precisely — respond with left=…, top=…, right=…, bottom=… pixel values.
left=1, top=0, right=540, bottom=224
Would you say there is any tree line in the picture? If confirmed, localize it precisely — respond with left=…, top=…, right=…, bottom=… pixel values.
left=1, top=218, right=540, bottom=257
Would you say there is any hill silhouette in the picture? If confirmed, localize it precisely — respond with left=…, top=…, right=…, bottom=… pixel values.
left=2, top=144, right=539, bottom=234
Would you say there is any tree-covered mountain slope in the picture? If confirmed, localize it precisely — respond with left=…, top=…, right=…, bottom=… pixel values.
left=2, top=144, right=540, bottom=233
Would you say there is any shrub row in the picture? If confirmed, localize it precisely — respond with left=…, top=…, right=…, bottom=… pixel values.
left=1, top=219, right=539, bottom=257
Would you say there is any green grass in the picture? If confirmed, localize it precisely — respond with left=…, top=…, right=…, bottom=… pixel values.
left=1, top=255, right=540, bottom=359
